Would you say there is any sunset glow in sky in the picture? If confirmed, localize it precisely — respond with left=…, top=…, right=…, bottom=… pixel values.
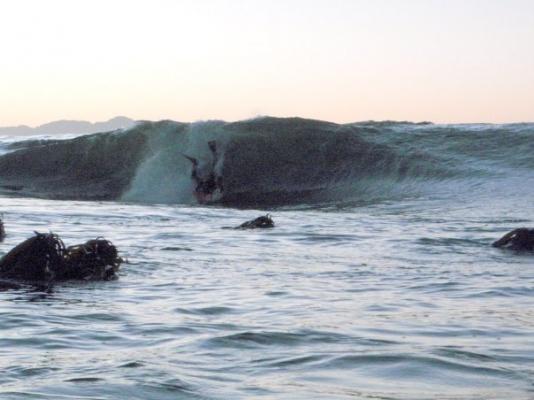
left=1, top=0, right=533, bottom=126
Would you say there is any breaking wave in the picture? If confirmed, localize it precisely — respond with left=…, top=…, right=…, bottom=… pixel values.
left=0, top=117, right=532, bottom=207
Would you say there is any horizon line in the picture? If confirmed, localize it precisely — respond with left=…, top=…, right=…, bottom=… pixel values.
left=4, top=115, right=534, bottom=130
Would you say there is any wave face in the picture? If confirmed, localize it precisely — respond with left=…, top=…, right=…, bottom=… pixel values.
left=0, top=128, right=148, bottom=200
left=0, top=117, right=532, bottom=206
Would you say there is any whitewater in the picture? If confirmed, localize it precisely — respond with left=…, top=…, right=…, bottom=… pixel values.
left=0, top=117, right=533, bottom=399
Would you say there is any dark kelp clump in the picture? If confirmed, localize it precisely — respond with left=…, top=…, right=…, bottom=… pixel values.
left=0, top=232, right=123, bottom=287
left=493, top=228, right=534, bottom=251
left=0, top=232, right=66, bottom=282
left=64, top=239, right=122, bottom=281
left=236, top=214, right=275, bottom=229
left=0, top=216, right=5, bottom=242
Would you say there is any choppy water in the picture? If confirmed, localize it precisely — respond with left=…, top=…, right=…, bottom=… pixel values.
left=1, top=190, right=533, bottom=399
left=1, top=120, right=533, bottom=399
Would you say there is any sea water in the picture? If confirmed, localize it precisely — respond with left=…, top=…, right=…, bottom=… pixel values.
left=0, top=120, right=533, bottom=399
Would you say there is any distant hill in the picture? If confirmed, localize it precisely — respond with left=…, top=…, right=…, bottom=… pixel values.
left=0, top=116, right=137, bottom=136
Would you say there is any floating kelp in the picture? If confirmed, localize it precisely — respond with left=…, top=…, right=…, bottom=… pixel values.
left=0, top=232, right=66, bottom=282
left=0, top=216, right=5, bottom=242
left=493, top=228, right=534, bottom=251
left=65, top=239, right=123, bottom=281
left=0, top=232, right=123, bottom=287
left=236, top=214, right=274, bottom=229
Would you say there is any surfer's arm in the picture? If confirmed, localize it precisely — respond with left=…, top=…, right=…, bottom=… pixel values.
left=182, top=154, right=200, bottom=180
left=182, top=154, right=198, bottom=167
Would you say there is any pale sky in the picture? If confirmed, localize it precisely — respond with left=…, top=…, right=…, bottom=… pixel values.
left=1, top=0, right=533, bottom=126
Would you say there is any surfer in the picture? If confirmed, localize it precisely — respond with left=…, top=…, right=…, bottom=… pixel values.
left=184, top=140, right=223, bottom=203
left=492, top=228, right=534, bottom=251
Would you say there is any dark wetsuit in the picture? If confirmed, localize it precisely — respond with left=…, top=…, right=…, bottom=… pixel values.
left=186, top=140, right=223, bottom=200
left=196, top=175, right=217, bottom=195
left=197, top=140, right=220, bottom=194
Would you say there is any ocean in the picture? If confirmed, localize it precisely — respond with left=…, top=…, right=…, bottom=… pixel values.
left=0, top=117, right=533, bottom=399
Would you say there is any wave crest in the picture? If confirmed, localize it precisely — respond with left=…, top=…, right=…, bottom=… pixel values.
left=0, top=117, right=532, bottom=206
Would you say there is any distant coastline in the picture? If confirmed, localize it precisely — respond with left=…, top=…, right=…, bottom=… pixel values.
left=4, top=116, right=534, bottom=137
left=0, top=116, right=136, bottom=136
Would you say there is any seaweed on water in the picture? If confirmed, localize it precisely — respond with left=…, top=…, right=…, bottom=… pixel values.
left=236, top=214, right=275, bottom=229
left=0, top=215, right=5, bottom=242
left=0, top=232, right=66, bottom=283
left=65, top=238, right=123, bottom=281
left=492, top=228, right=534, bottom=251
left=0, top=232, right=123, bottom=287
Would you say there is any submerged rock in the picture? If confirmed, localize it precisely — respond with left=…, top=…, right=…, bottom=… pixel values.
left=236, top=214, right=275, bottom=229
left=0, top=232, right=123, bottom=286
left=492, top=228, right=534, bottom=251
